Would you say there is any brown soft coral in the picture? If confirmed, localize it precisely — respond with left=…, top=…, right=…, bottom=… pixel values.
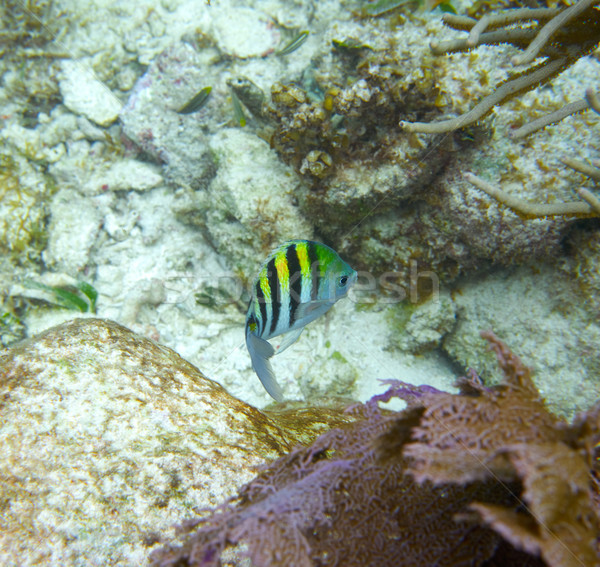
left=382, top=331, right=600, bottom=567
left=389, top=331, right=562, bottom=484
left=151, top=401, right=510, bottom=566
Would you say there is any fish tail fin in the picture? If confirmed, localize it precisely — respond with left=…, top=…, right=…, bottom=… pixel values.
left=246, top=329, right=283, bottom=402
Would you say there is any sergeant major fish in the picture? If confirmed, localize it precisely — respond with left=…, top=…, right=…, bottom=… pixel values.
left=245, top=240, right=357, bottom=402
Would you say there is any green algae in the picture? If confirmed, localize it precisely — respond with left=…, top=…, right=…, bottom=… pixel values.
left=24, top=279, right=98, bottom=313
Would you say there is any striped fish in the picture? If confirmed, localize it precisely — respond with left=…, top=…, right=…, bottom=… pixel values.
left=245, top=240, right=357, bottom=401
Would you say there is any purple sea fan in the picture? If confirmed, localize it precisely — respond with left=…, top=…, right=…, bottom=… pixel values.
left=151, top=400, right=504, bottom=567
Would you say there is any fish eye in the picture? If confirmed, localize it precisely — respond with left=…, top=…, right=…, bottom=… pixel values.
left=339, top=275, right=348, bottom=286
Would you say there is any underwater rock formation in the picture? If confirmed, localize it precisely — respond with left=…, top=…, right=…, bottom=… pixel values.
left=263, top=6, right=599, bottom=292
left=151, top=333, right=600, bottom=567
left=119, top=42, right=218, bottom=188
left=0, top=318, right=350, bottom=566
left=59, top=59, right=122, bottom=127
left=1, top=319, right=597, bottom=567
left=442, top=264, right=600, bottom=419
left=114, top=3, right=600, bottom=299
left=567, top=226, right=600, bottom=314
left=209, top=6, right=280, bottom=58
left=176, top=128, right=313, bottom=278
left=42, top=188, right=104, bottom=274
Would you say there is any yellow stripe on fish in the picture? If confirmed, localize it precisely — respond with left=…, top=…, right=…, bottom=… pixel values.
left=294, top=240, right=312, bottom=303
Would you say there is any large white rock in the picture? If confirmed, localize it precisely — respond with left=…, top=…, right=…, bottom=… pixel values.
left=191, top=127, right=313, bottom=276
left=82, top=158, right=163, bottom=195
left=210, top=7, right=280, bottom=58
left=59, top=60, right=122, bottom=127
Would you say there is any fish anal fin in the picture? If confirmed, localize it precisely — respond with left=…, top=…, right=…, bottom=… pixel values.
left=246, top=331, right=283, bottom=402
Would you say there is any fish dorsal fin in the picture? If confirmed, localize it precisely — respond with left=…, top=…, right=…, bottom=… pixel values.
left=246, top=330, right=283, bottom=402
left=295, top=300, right=334, bottom=327
left=274, top=327, right=304, bottom=355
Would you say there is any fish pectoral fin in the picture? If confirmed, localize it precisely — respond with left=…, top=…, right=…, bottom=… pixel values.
left=246, top=332, right=283, bottom=402
left=275, top=327, right=304, bottom=354
left=295, top=300, right=334, bottom=325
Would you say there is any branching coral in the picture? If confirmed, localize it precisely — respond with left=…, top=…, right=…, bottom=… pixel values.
left=465, top=171, right=599, bottom=218
left=399, top=0, right=600, bottom=135
left=150, top=333, right=600, bottom=567
left=465, top=145, right=600, bottom=217
left=463, top=83, right=600, bottom=219
left=509, top=86, right=600, bottom=140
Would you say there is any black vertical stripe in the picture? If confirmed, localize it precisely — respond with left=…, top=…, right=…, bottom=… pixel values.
left=287, top=244, right=302, bottom=327
left=255, top=281, right=267, bottom=336
left=307, top=241, right=320, bottom=300
left=266, top=258, right=281, bottom=335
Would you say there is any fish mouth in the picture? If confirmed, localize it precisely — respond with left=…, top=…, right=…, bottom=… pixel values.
left=349, top=270, right=358, bottom=287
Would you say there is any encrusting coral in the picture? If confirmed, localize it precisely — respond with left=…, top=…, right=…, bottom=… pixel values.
left=150, top=332, right=600, bottom=567
left=0, top=0, right=66, bottom=112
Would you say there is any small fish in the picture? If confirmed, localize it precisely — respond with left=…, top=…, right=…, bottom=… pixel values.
left=276, top=30, right=309, bottom=56
left=177, top=86, right=212, bottom=114
left=229, top=88, right=247, bottom=127
left=360, top=0, right=411, bottom=17
left=226, top=76, right=265, bottom=119
left=245, top=240, right=357, bottom=401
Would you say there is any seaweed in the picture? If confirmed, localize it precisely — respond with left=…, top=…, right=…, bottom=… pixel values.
left=0, top=0, right=56, bottom=48
left=267, top=55, right=442, bottom=183
left=0, top=0, right=71, bottom=124
left=0, top=1, right=65, bottom=264
left=150, top=332, right=599, bottom=566
left=24, top=279, right=98, bottom=313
